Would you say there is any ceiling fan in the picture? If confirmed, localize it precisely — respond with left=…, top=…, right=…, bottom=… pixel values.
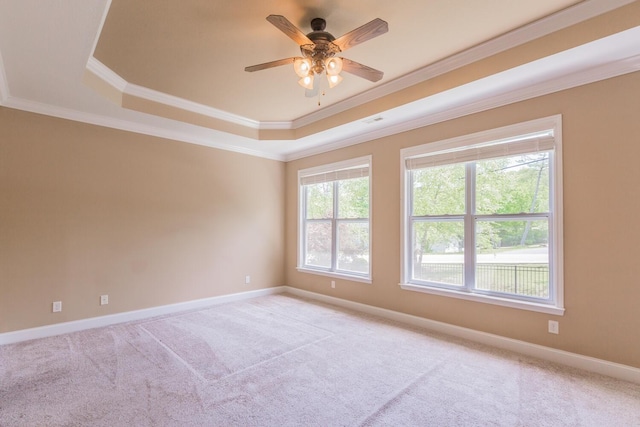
left=245, top=15, right=388, bottom=94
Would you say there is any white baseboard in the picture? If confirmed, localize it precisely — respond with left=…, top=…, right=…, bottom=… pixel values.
left=0, top=286, right=286, bottom=345
left=282, top=286, right=640, bottom=385
left=2, top=285, right=638, bottom=385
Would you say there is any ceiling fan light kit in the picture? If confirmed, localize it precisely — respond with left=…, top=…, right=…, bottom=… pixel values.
left=245, top=15, right=388, bottom=96
left=325, top=57, right=343, bottom=75
left=298, top=74, right=314, bottom=89
left=328, top=73, right=343, bottom=88
left=293, top=58, right=312, bottom=77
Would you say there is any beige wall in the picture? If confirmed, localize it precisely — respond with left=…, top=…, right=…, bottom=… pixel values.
left=0, top=108, right=285, bottom=332
left=285, top=71, right=640, bottom=369
left=2, top=72, right=639, bottom=370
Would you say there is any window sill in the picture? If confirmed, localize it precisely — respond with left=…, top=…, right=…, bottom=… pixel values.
left=399, top=282, right=565, bottom=316
left=297, top=268, right=372, bottom=284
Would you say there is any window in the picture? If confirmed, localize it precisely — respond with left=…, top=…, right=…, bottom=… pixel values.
left=298, top=156, right=371, bottom=282
left=401, top=116, right=563, bottom=315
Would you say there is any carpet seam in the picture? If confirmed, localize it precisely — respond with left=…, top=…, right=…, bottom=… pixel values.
left=138, top=325, right=208, bottom=383
left=355, top=361, right=445, bottom=426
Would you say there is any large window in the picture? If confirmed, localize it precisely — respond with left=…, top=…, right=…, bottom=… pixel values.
left=298, top=156, right=371, bottom=282
left=401, top=116, right=563, bottom=314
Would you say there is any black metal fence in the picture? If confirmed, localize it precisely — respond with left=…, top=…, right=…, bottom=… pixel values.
left=414, top=263, right=549, bottom=298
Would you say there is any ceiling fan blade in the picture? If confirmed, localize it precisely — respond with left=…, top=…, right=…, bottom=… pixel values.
left=333, top=18, right=388, bottom=52
left=244, top=57, right=298, bottom=72
left=340, top=58, right=384, bottom=82
left=266, top=15, right=313, bottom=46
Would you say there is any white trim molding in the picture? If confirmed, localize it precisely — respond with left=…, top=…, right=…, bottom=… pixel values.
left=398, top=115, right=565, bottom=314
left=1, top=96, right=285, bottom=161
left=0, top=287, right=286, bottom=346
left=398, top=282, right=565, bottom=316
left=297, top=155, right=373, bottom=282
left=85, top=57, right=288, bottom=131
left=1, top=286, right=638, bottom=384
left=291, top=0, right=637, bottom=129
left=85, top=56, right=127, bottom=92
left=283, top=287, right=640, bottom=385
left=124, top=82, right=267, bottom=130
left=286, top=32, right=640, bottom=162
left=77, top=0, right=640, bottom=162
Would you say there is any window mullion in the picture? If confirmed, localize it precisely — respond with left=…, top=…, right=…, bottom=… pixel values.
left=301, top=185, right=309, bottom=268
left=407, top=171, right=415, bottom=283
left=464, top=163, right=476, bottom=290
left=547, top=151, right=557, bottom=305
left=475, top=213, right=549, bottom=221
left=331, top=180, right=339, bottom=271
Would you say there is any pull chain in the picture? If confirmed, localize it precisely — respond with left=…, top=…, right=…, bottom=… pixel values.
left=317, top=90, right=326, bottom=107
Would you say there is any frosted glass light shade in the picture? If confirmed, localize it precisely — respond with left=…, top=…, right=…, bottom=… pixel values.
left=327, top=74, right=343, bottom=88
left=294, top=58, right=312, bottom=77
left=298, top=74, right=315, bottom=89
left=325, top=57, right=343, bottom=75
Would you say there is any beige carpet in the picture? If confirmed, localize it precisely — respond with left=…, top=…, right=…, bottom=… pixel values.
left=1, top=293, right=639, bottom=426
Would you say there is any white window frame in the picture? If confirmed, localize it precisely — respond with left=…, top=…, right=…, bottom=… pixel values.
left=400, top=116, right=564, bottom=315
left=297, top=155, right=372, bottom=283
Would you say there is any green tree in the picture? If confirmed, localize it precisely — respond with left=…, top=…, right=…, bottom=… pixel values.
left=304, top=177, right=370, bottom=272
left=412, top=163, right=465, bottom=264
left=412, top=153, right=550, bottom=263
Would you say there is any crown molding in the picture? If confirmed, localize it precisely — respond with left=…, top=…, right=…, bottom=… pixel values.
left=2, top=96, right=285, bottom=161
left=87, top=0, right=634, bottom=133
left=8, top=32, right=639, bottom=164
left=291, top=0, right=637, bottom=129
left=86, top=56, right=127, bottom=92
left=86, top=0, right=291, bottom=131
left=257, top=120, right=295, bottom=130
left=285, top=52, right=640, bottom=161
left=86, top=56, right=292, bottom=131
left=4, top=0, right=637, bottom=163
left=124, top=82, right=266, bottom=130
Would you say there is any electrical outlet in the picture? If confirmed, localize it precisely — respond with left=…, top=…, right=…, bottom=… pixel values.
left=52, top=301, right=62, bottom=312
left=100, top=295, right=109, bottom=305
left=245, top=275, right=251, bottom=284
left=548, top=320, right=559, bottom=334
left=331, top=280, right=336, bottom=289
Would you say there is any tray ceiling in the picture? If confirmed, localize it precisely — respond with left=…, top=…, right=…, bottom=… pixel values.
left=1, top=0, right=639, bottom=160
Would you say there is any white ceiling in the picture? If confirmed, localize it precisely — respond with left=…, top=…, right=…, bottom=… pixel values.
left=1, top=0, right=639, bottom=161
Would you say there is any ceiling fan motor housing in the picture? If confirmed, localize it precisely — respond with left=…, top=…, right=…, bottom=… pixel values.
left=302, top=18, right=341, bottom=74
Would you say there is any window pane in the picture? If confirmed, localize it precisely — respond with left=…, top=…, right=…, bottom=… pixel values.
left=338, top=177, right=369, bottom=219
left=337, top=221, right=369, bottom=274
left=412, top=220, right=464, bottom=286
left=305, top=183, right=333, bottom=219
left=305, top=221, right=332, bottom=268
left=412, top=164, right=465, bottom=216
left=476, top=153, right=550, bottom=215
left=475, top=220, right=549, bottom=298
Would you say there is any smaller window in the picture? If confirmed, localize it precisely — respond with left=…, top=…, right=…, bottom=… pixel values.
left=298, top=156, right=371, bottom=282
